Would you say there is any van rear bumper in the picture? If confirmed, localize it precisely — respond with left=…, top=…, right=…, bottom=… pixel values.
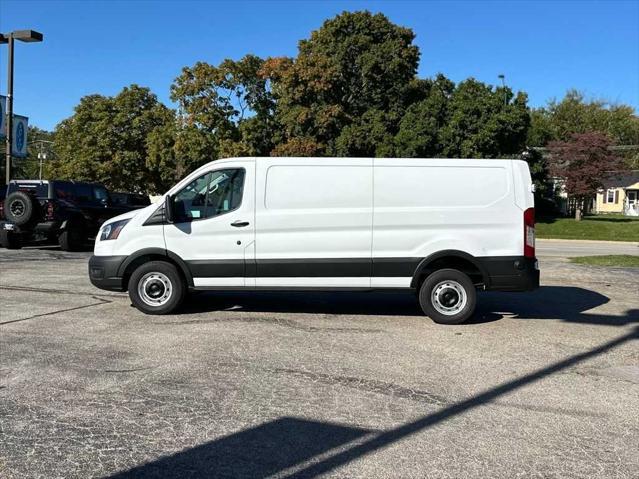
left=88, top=255, right=127, bottom=292
left=479, top=256, right=540, bottom=292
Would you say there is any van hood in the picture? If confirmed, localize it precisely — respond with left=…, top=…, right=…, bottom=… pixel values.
left=104, top=202, right=158, bottom=225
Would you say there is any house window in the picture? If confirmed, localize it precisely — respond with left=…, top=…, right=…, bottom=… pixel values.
left=605, top=189, right=617, bottom=204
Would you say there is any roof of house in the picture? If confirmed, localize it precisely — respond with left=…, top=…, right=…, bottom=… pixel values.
left=602, top=171, right=639, bottom=189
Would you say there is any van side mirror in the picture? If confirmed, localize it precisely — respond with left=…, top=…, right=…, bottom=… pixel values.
left=164, top=195, right=175, bottom=223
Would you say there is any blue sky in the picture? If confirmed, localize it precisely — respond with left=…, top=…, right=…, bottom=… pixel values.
left=1, top=0, right=638, bottom=131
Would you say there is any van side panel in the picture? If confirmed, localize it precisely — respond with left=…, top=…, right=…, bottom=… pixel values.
left=255, top=158, right=373, bottom=287
left=372, top=159, right=521, bottom=286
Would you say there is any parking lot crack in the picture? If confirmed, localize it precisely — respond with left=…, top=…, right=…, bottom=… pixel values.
left=0, top=285, right=124, bottom=299
left=0, top=296, right=112, bottom=326
left=103, top=366, right=157, bottom=373
left=151, top=315, right=384, bottom=333
left=270, top=368, right=449, bottom=406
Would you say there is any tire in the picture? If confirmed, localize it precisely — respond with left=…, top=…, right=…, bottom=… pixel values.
left=128, top=261, right=186, bottom=315
left=0, top=229, right=22, bottom=249
left=4, top=191, right=37, bottom=226
left=418, top=268, right=476, bottom=325
left=58, top=219, right=86, bottom=251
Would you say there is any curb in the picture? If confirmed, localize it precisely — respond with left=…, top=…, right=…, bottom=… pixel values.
left=537, top=238, right=639, bottom=246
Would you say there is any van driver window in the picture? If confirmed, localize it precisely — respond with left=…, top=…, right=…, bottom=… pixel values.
left=173, top=169, right=245, bottom=222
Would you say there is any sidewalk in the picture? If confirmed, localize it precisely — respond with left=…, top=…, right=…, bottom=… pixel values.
left=537, top=238, right=639, bottom=257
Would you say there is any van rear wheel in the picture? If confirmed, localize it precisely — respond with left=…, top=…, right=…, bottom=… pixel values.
left=128, top=261, right=185, bottom=315
left=419, top=269, right=476, bottom=324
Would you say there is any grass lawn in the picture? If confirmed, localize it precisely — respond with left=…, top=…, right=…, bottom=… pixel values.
left=537, top=214, right=639, bottom=242
left=570, top=255, right=639, bottom=267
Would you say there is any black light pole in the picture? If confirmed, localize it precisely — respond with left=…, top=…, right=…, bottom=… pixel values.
left=0, top=30, right=44, bottom=185
left=497, top=74, right=507, bottom=106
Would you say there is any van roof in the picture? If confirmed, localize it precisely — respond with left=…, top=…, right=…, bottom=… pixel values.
left=208, top=157, right=521, bottom=168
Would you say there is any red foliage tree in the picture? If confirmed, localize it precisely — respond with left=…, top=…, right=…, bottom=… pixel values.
left=547, top=132, right=626, bottom=219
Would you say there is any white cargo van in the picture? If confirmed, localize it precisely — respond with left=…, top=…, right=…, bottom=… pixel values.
left=89, top=157, right=539, bottom=324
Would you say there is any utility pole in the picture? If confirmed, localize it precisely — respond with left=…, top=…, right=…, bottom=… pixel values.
left=0, top=30, right=44, bottom=185
left=3, top=33, right=15, bottom=186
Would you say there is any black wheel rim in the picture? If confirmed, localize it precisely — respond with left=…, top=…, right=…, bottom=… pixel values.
left=9, top=200, right=25, bottom=217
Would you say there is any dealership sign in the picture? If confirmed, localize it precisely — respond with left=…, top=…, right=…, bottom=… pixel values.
left=0, top=95, right=29, bottom=154
left=0, top=95, right=5, bottom=139
left=12, top=115, right=29, bottom=157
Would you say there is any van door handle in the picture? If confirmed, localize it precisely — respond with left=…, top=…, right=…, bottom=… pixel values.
left=231, top=220, right=250, bottom=227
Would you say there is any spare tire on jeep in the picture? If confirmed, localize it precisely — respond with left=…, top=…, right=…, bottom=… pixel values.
left=4, top=191, right=38, bottom=226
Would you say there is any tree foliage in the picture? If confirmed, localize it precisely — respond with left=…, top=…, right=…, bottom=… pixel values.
left=265, top=11, right=419, bottom=156
left=528, top=90, right=639, bottom=146
left=547, top=132, right=627, bottom=218
left=171, top=54, right=275, bottom=156
left=49, top=85, right=173, bottom=193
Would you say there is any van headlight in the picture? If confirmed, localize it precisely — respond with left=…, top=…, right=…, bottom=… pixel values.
left=100, top=219, right=130, bottom=241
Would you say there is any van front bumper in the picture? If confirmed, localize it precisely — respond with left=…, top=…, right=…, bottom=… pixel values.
left=479, top=256, right=540, bottom=292
left=88, top=255, right=127, bottom=292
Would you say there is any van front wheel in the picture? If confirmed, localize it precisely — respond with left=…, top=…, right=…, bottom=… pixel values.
left=419, top=269, right=476, bottom=325
left=128, top=261, right=185, bottom=315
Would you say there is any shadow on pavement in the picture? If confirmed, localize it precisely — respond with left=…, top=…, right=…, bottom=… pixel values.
left=180, top=290, right=423, bottom=317
left=478, top=286, right=638, bottom=326
left=106, top=326, right=639, bottom=479
left=179, top=286, right=638, bottom=326
left=108, top=417, right=371, bottom=479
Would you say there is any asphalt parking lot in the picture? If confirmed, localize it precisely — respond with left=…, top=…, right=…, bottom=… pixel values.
left=1, top=241, right=638, bottom=478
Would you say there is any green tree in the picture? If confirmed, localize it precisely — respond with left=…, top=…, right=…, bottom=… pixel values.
left=170, top=54, right=276, bottom=158
left=50, top=85, right=174, bottom=193
left=439, top=79, right=530, bottom=158
left=394, top=74, right=454, bottom=157
left=528, top=90, right=639, bottom=146
left=395, top=76, right=530, bottom=158
left=266, top=11, right=419, bottom=155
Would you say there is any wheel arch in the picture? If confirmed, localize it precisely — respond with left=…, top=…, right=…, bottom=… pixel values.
left=411, top=250, right=489, bottom=289
left=118, top=248, right=194, bottom=290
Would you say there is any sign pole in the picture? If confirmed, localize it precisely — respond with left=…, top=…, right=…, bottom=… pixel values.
left=5, top=34, right=14, bottom=185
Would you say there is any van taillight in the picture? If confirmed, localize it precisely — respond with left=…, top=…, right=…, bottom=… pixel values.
left=46, top=201, right=55, bottom=220
left=0, top=201, right=4, bottom=220
left=524, top=207, right=535, bottom=258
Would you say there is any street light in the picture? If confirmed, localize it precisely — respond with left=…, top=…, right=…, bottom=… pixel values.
left=1, top=30, right=44, bottom=185
left=31, top=139, right=54, bottom=180
left=497, top=74, right=507, bottom=106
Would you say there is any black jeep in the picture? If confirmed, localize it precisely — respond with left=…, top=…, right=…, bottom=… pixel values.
left=0, top=180, right=149, bottom=251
